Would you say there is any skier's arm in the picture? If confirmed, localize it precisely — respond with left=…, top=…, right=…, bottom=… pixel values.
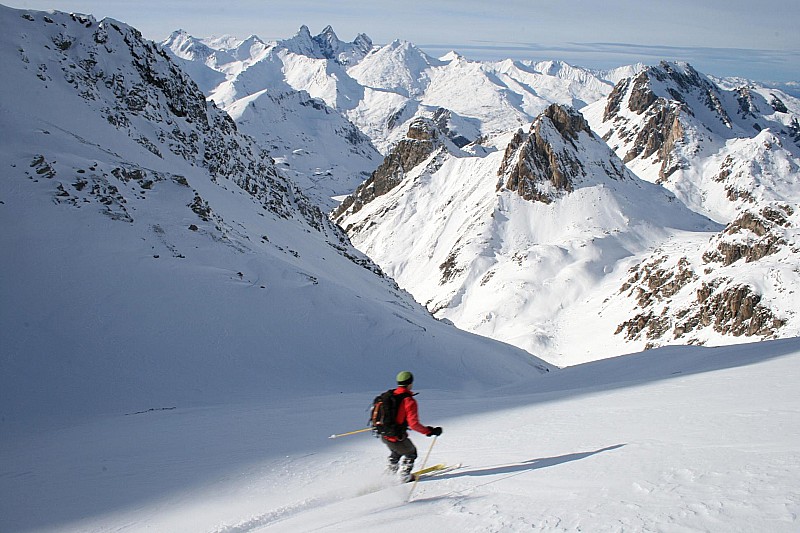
left=403, top=397, right=431, bottom=435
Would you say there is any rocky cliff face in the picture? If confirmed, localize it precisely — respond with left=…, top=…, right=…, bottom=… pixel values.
left=497, top=104, right=627, bottom=203
left=614, top=202, right=798, bottom=348
left=312, top=25, right=373, bottom=66
left=703, top=204, right=794, bottom=266
left=602, top=69, right=688, bottom=181
left=38, top=15, right=298, bottom=218
left=586, top=61, right=800, bottom=225
left=333, top=117, right=447, bottom=224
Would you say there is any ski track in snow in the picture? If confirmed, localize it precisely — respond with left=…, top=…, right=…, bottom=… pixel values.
left=212, top=476, right=413, bottom=532
left=212, top=497, right=332, bottom=533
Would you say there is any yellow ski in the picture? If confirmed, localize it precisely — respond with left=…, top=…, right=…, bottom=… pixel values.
left=411, top=463, right=446, bottom=478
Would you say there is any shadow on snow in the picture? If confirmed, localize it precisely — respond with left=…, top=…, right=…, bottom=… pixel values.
left=434, top=444, right=626, bottom=481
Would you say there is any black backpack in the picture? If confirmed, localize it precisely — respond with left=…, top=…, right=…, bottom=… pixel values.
left=369, top=389, right=410, bottom=438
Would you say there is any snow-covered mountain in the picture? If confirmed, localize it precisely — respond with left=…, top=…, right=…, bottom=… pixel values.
left=162, top=26, right=639, bottom=160
left=0, top=5, right=550, bottom=425
left=334, top=70, right=800, bottom=365
left=86, top=19, right=800, bottom=368
left=157, top=26, right=794, bottom=363
left=584, top=61, right=800, bottom=223
left=162, top=28, right=382, bottom=211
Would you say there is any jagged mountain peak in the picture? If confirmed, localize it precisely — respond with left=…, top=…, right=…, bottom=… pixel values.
left=313, top=25, right=343, bottom=60
left=278, top=25, right=316, bottom=56
left=161, top=30, right=243, bottom=69
left=439, top=50, right=464, bottom=62
left=298, top=24, right=313, bottom=37
left=606, top=60, right=747, bottom=136
left=541, top=103, right=593, bottom=140
left=652, top=61, right=707, bottom=85
left=316, top=24, right=338, bottom=42
left=280, top=24, right=372, bottom=65
left=235, top=33, right=268, bottom=51
left=162, top=29, right=206, bottom=59
left=166, top=28, right=190, bottom=40
left=497, top=104, right=630, bottom=203
left=370, top=38, right=440, bottom=63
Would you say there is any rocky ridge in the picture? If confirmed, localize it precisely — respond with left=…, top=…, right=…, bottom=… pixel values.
left=582, top=62, right=800, bottom=351
left=280, top=24, right=373, bottom=66
left=333, top=117, right=453, bottom=224
left=163, top=26, right=628, bottom=159
left=586, top=61, right=800, bottom=222
left=6, top=8, right=381, bottom=271
left=497, top=104, right=628, bottom=203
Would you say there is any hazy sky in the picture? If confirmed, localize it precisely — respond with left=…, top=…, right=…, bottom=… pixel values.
left=6, top=0, right=799, bottom=81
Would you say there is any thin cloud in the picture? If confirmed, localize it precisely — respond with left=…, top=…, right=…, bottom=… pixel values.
left=418, top=40, right=800, bottom=82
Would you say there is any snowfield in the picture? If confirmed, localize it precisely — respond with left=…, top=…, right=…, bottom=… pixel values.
left=2, top=339, right=799, bottom=532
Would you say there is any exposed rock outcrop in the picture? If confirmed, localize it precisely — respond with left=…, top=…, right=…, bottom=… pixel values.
left=675, top=282, right=785, bottom=338
left=498, top=103, right=626, bottom=203
left=703, top=204, right=794, bottom=266
left=619, top=256, right=698, bottom=309
left=604, top=70, right=689, bottom=181
left=600, top=62, right=755, bottom=183
left=281, top=24, right=372, bottom=66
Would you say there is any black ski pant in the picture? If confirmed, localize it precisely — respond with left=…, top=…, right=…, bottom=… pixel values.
left=382, top=435, right=417, bottom=472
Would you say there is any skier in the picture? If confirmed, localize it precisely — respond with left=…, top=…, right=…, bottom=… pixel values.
left=382, top=371, right=443, bottom=482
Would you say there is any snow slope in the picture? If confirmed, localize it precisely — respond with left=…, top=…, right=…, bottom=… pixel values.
left=3, top=338, right=798, bottom=532
left=224, top=85, right=381, bottom=211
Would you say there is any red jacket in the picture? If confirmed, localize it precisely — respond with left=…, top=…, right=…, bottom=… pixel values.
left=386, top=386, right=431, bottom=441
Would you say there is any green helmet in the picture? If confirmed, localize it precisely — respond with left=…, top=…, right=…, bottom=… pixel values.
left=396, top=371, right=414, bottom=386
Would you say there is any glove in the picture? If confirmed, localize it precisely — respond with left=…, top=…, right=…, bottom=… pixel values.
left=427, top=426, right=443, bottom=437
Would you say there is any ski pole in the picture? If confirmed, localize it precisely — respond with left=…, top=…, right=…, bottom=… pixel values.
left=328, top=427, right=371, bottom=439
left=407, top=435, right=437, bottom=502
